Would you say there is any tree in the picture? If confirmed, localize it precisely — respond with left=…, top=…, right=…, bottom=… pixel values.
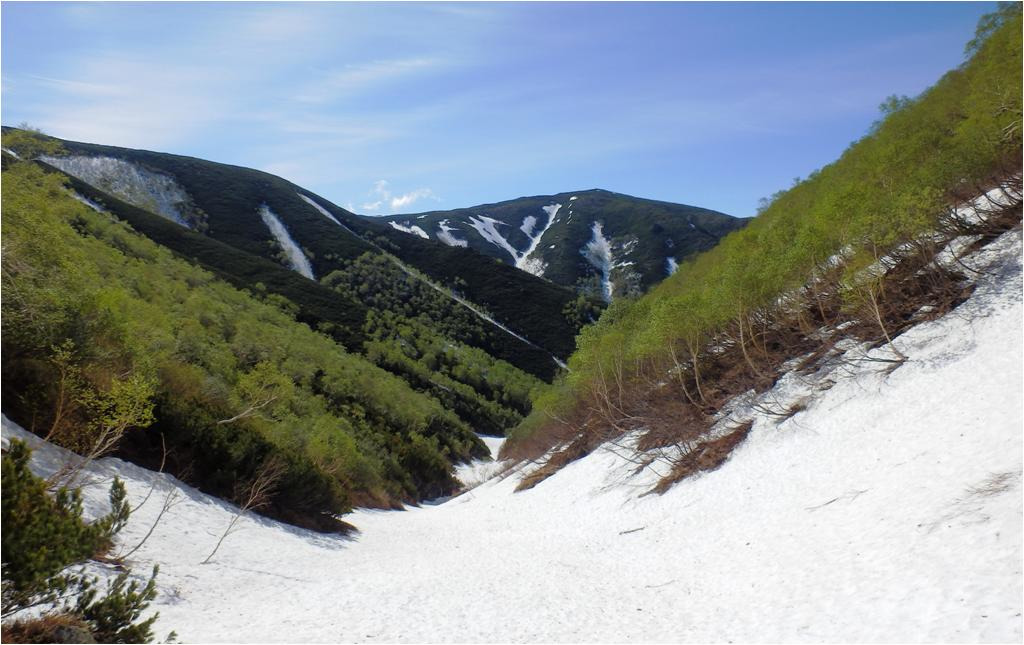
left=2, top=440, right=163, bottom=643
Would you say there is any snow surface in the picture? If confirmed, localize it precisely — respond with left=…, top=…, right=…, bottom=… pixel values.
left=41, top=155, right=194, bottom=228
left=388, top=221, right=429, bottom=239
left=258, top=205, right=315, bottom=280
left=5, top=229, right=1021, bottom=643
left=436, top=219, right=468, bottom=248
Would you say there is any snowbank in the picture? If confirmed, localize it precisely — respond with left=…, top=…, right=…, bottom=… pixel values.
left=4, top=230, right=1020, bottom=643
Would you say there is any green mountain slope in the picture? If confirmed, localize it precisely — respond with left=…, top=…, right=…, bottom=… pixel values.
left=504, top=5, right=1022, bottom=468
left=1, top=155, right=498, bottom=530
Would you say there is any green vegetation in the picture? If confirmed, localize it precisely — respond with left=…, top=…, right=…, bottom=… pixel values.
left=351, top=217, right=591, bottom=364
left=505, top=5, right=1022, bottom=459
left=1, top=152, right=490, bottom=530
left=48, top=171, right=544, bottom=435
left=2, top=440, right=160, bottom=643
left=323, top=252, right=542, bottom=435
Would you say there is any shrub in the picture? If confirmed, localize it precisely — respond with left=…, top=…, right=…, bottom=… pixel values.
left=1, top=440, right=162, bottom=642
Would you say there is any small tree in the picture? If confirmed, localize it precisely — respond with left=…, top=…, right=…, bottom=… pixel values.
left=202, top=456, right=286, bottom=564
left=1, top=441, right=163, bottom=643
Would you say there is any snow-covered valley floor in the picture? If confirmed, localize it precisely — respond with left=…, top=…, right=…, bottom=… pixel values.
left=3, top=230, right=1021, bottom=643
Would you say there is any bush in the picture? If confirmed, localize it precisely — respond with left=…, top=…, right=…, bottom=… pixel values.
left=1, top=440, right=162, bottom=642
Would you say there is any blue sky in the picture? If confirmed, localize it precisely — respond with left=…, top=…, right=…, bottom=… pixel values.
left=2, top=2, right=995, bottom=217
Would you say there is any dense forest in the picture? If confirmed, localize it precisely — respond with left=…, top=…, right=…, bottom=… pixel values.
left=504, top=5, right=1022, bottom=470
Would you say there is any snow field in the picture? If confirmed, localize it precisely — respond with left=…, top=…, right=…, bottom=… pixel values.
left=3, top=230, right=1020, bottom=643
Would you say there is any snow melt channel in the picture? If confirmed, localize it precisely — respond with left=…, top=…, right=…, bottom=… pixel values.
left=258, top=205, right=315, bottom=280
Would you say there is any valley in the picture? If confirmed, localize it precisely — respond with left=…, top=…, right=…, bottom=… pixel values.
left=0, top=3, right=1020, bottom=643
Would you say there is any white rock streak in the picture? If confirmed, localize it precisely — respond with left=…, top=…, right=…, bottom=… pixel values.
left=258, top=205, right=315, bottom=280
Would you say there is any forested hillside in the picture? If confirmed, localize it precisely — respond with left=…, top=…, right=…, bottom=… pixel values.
left=0, top=150, right=514, bottom=530
left=4, top=136, right=586, bottom=379
left=504, top=5, right=1023, bottom=472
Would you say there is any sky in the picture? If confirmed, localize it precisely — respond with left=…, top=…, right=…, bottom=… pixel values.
left=1, top=2, right=996, bottom=217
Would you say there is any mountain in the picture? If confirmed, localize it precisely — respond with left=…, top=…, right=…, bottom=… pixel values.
left=10, top=133, right=585, bottom=380
left=377, top=190, right=748, bottom=301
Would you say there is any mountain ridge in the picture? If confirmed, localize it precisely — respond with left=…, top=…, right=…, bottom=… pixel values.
left=375, top=188, right=748, bottom=300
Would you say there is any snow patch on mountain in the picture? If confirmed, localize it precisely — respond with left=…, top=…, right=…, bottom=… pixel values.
left=296, top=193, right=363, bottom=239
left=41, top=155, right=197, bottom=228
left=520, top=215, right=538, bottom=238
left=582, top=221, right=615, bottom=302
left=437, top=220, right=468, bottom=248
left=297, top=193, right=342, bottom=227
left=469, top=215, right=520, bottom=260
left=516, top=203, right=561, bottom=276
left=70, top=191, right=107, bottom=213
left=467, top=205, right=561, bottom=275
left=389, top=221, right=429, bottom=239
left=258, top=205, right=315, bottom=280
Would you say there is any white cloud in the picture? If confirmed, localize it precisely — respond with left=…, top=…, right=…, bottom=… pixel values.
left=359, top=179, right=437, bottom=214
left=390, top=188, right=435, bottom=210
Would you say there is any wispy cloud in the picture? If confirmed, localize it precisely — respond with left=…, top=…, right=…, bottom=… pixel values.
left=294, top=58, right=444, bottom=105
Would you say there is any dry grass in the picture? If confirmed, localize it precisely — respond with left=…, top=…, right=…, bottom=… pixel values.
left=2, top=612, right=94, bottom=644
left=647, top=421, right=754, bottom=495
